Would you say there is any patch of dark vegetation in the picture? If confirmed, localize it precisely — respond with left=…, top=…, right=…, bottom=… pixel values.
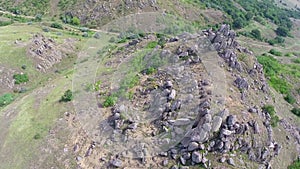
left=269, top=49, right=282, bottom=56
left=291, top=108, right=300, bottom=117
left=50, top=22, right=63, bottom=29
left=103, top=95, right=117, bottom=107
left=33, top=133, right=42, bottom=140
left=60, top=89, right=73, bottom=102
left=13, top=73, right=29, bottom=84
left=0, top=93, right=14, bottom=107
left=284, top=93, right=296, bottom=104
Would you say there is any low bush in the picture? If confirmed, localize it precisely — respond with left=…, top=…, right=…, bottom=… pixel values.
left=291, top=108, right=300, bottom=117
left=13, top=73, right=29, bottom=84
left=284, top=93, right=296, bottom=104
left=103, top=96, right=117, bottom=107
left=60, top=89, right=73, bottom=102
left=50, top=22, right=63, bottom=29
left=269, top=49, right=282, bottom=56
left=0, top=93, right=14, bottom=107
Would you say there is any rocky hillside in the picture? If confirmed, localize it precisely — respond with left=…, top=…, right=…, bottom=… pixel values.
left=0, top=1, right=300, bottom=169
left=55, top=24, right=299, bottom=169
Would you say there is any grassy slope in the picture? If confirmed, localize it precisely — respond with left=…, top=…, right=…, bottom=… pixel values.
left=0, top=21, right=85, bottom=169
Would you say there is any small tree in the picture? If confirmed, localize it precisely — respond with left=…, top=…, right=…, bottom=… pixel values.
left=60, top=89, right=73, bottom=102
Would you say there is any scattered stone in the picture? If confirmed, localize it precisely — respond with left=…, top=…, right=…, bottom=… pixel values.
left=212, top=116, right=223, bottom=132
left=221, top=129, right=233, bottom=136
left=202, top=123, right=212, bottom=132
left=188, top=142, right=199, bottom=151
left=162, top=159, right=169, bottom=166
left=169, top=89, right=176, bottom=100
left=180, top=156, right=186, bottom=165
left=227, top=115, right=237, bottom=126
left=253, top=121, right=260, bottom=134
left=165, top=81, right=173, bottom=88
left=76, top=156, right=82, bottom=162
left=172, top=118, right=191, bottom=126
left=192, top=151, right=202, bottom=164
left=128, top=123, right=138, bottom=130
left=234, top=77, right=249, bottom=90
left=227, top=158, right=235, bottom=166
left=220, top=157, right=226, bottom=163
left=111, top=159, right=123, bottom=168
left=171, top=165, right=179, bottom=169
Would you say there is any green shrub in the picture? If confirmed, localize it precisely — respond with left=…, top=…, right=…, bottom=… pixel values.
left=13, top=73, right=29, bottom=84
left=0, top=93, right=14, bottom=107
left=269, top=49, right=282, bottom=56
left=250, top=29, right=262, bottom=40
left=71, top=16, right=80, bottom=26
left=292, top=58, right=300, bottom=64
left=262, top=105, right=279, bottom=127
left=268, top=36, right=285, bottom=45
left=284, top=93, right=296, bottom=104
left=60, top=90, right=73, bottom=102
left=291, top=108, right=300, bottom=117
left=33, top=133, right=41, bottom=140
left=50, top=22, right=63, bottom=29
left=103, top=96, right=117, bottom=107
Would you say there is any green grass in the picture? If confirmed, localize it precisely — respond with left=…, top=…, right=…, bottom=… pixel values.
left=146, top=41, right=158, bottom=49
left=0, top=76, right=71, bottom=169
left=257, top=55, right=291, bottom=94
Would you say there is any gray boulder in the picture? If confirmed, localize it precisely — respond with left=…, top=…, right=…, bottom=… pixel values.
left=192, top=151, right=202, bottom=164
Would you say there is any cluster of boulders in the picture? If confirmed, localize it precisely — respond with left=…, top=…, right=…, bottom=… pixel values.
left=108, top=105, right=138, bottom=132
left=71, top=0, right=158, bottom=26
left=203, top=24, right=252, bottom=72
left=28, top=34, right=64, bottom=72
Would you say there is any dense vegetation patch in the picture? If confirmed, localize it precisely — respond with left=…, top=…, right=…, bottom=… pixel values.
left=103, top=95, right=117, bottom=107
left=60, top=89, right=73, bottom=102
left=257, top=55, right=291, bottom=94
left=0, top=93, right=14, bottom=107
left=291, top=108, right=300, bottom=117
left=269, top=49, right=282, bottom=56
left=13, top=73, right=29, bottom=84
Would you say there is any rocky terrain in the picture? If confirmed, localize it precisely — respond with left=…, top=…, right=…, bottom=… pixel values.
left=0, top=1, right=300, bottom=169
left=56, top=24, right=299, bottom=169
